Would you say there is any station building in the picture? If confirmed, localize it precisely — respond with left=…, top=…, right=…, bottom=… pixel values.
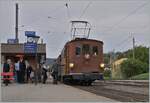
left=0, top=42, right=46, bottom=71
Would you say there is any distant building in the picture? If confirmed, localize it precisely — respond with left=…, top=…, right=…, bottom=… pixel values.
left=112, top=58, right=128, bottom=79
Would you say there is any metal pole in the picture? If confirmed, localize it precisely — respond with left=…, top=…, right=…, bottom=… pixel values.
left=133, top=37, right=135, bottom=59
left=35, top=44, right=38, bottom=85
left=15, top=3, right=19, bottom=43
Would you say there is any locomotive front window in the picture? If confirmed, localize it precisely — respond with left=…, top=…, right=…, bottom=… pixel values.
left=93, top=46, right=98, bottom=56
left=76, top=47, right=81, bottom=55
left=82, top=44, right=90, bottom=54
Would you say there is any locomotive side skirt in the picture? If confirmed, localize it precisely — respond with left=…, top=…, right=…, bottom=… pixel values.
left=66, top=73, right=103, bottom=81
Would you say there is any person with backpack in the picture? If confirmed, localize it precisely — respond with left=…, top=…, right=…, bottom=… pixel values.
left=42, top=64, right=48, bottom=84
left=3, top=59, right=10, bottom=86
left=26, top=65, right=33, bottom=83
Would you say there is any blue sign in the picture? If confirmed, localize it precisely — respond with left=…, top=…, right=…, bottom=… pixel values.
left=24, top=43, right=37, bottom=53
left=7, top=39, right=17, bottom=44
left=25, top=31, right=36, bottom=37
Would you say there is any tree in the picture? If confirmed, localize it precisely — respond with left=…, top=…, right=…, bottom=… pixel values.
left=115, top=46, right=149, bottom=64
left=126, top=46, right=149, bottom=64
left=104, top=53, right=110, bottom=65
left=121, top=58, right=148, bottom=79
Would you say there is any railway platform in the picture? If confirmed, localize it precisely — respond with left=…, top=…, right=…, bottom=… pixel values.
left=1, top=82, right=117, bottom=102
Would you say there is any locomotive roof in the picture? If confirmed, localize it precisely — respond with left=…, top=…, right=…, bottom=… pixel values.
left=67, top=38, right=103, bottom=44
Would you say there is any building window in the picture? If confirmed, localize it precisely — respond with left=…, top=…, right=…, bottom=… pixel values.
left=82, top=44, right=90, bottom=54
left=75, top=47, right=81, bottom=55
left=92, top=46, right=98, bottom=56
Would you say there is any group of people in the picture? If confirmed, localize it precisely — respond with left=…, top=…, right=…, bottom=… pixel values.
left=3, top=58, right=32, bottom=85
left=2, top=58, right=59, bottom=86
left=2, top=58, right=45, bottom=85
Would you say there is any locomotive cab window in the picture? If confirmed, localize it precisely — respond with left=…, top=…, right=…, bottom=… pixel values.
left=82, top=44, right=90, bottom=54
left=75, top=47, right=81, bottom=55
left=92, top=46, right=98, bottom=56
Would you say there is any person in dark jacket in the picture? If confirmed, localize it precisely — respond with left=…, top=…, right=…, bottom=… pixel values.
left=3, top=60, right=10, bottom=86
left=19, top=59, right=26, bottom=83
left=42, top=65, right=48, bottom=84
left=51, top=61, right=58, bottom=84
left=26, top=65, right=33, bottom=83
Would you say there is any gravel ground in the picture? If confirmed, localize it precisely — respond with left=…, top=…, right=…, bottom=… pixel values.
left=73, top=81, right=149, bottom=102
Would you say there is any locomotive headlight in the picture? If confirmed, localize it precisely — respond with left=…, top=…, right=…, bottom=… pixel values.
left=69, top=63, right=74, bottom=68
left=100, top=63, right=105, bottom=68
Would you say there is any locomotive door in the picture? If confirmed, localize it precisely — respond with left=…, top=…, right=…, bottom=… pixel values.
left=65, top=44, right=69, bottom=75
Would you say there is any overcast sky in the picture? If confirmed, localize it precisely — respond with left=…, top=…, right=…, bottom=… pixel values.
left=0, top=0, right=150, bottom=58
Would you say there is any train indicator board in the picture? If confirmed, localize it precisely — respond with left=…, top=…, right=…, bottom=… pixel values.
left=7, top=39, right=17, bottom=44
left=24, top=43, right=37, bottom=53
left=25, top=31, right=36, bottom=37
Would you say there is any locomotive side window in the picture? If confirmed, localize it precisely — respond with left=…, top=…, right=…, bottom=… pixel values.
left=93, top=46, right=98, bottom=56
left=82, top=44, right=90, bottom=54
left=76, top=47, right=81, bottom=55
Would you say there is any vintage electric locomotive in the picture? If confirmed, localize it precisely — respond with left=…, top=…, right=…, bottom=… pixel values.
left=56, top=21, right=104, bottom=85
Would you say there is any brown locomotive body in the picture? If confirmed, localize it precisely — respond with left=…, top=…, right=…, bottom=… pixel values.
left=57, top=38, right=104, bottom=85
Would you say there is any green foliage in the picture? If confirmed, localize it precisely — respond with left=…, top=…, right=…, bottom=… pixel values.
left=130, top=73, right=149, bottom=80
left=121, top=58, right=148, bottom=78
left=125, top=46, right=149, bottom=64
left=104, top=53, right=111, bottom=64
left=104, top=69, right=111, bottom=77
left=104, top=76, right=110, bottom=80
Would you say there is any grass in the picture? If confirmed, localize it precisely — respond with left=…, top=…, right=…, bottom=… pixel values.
left=129, top=72, right=149, bottom=80
left=104, top=76, right=110, bottom=80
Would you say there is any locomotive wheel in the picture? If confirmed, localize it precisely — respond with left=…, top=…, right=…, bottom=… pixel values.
left=87, top=81, right=92, bottom=86
left=80, top=81, right=92, bottom=86
left=63, top=78, right=70, bottom=85
left=81, top=81, right=87, bottom=86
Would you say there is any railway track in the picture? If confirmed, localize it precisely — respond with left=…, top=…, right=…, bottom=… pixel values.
left=73, top=81, right=149, bottom=102
left=96, top=80, right=149, bottom=87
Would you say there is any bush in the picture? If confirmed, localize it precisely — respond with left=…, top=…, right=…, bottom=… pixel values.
left=104, top=69, right=111, bottom=77
left=120, top=58, right=148, bottom=79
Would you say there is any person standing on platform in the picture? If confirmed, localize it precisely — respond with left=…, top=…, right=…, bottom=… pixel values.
left=19, top=58, right=26, bottom=83
left=51, top=61, right=58, bottom=84
left=3, top=59, right=10, bottom=86
left=42, top=64, right=48, bottom=84
left=15, top=60, right=20, bottom=83
left=9, top=61, right=14, bottom=83
left=26, top=65, right=33, bottom=83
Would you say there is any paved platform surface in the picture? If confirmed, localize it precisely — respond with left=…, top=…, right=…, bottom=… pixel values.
left=1, top=83, right=117, bottom=102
